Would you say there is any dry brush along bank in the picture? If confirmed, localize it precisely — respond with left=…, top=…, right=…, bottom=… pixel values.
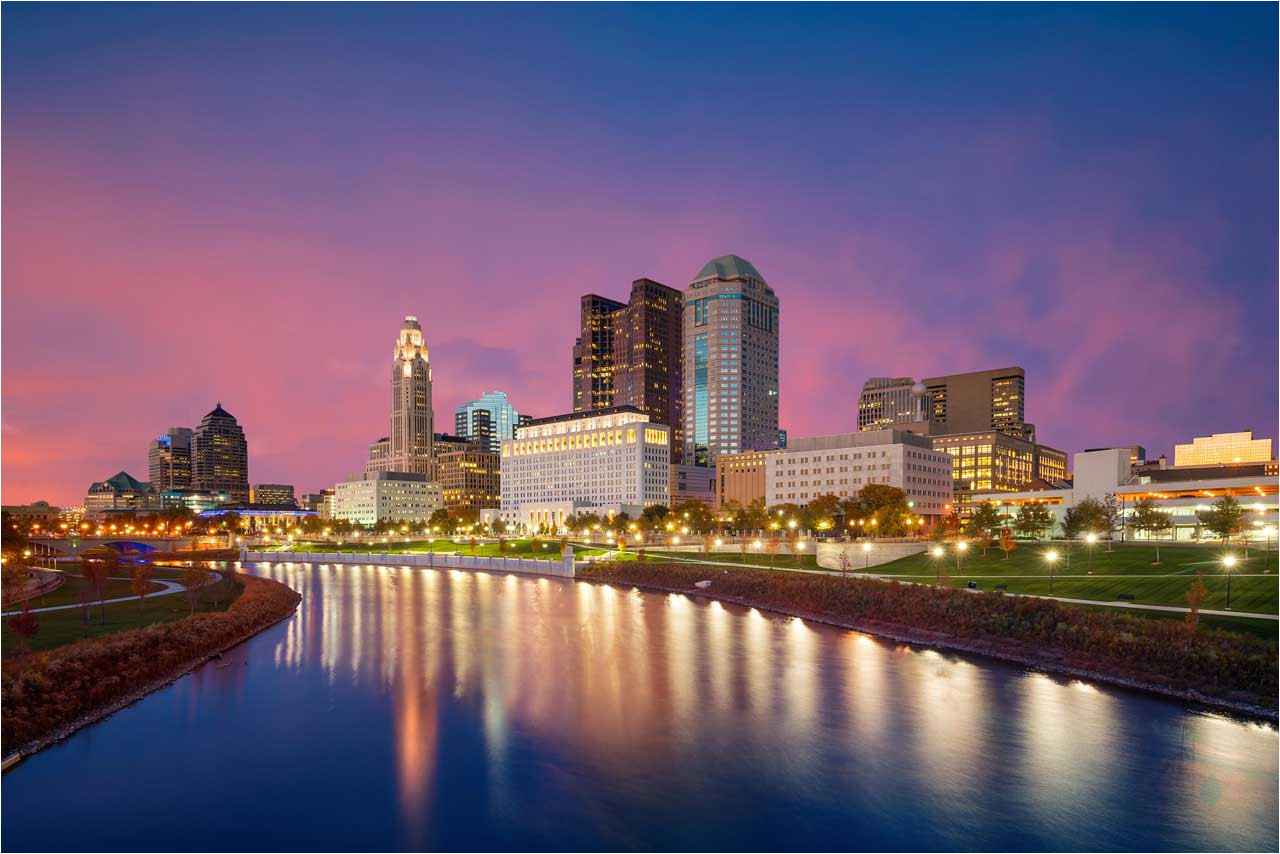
left=579, top=561, right=1278, bottom=718
left=2, top=570, right=301, bottom=760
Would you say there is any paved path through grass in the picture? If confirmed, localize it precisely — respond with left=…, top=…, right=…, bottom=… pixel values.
left=0, top=572, right=222, bottom=617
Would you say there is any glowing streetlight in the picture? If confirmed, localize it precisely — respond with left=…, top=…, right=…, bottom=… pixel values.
left=1044, top=549, right=1058, bottom=594
left=1085, top=532, right=1098, bottom=572
left=955, top=540, right=968, bottom=573
left=931, top=545, right=944, bottom=582
left=1222, top=554, right=1238, bottom=609
left=861, top=540, right=871, bottom=570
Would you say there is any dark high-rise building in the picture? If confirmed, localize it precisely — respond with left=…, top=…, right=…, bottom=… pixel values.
left=454, top=391, right=525, bottom=453
left=923, top=367, right=1032, bottom=441
left=191, top=403, right=249, bottom=502
left=148, top=426, right=194, bottom=492
left=570, top=279, right=683, bottom=443
left=572, top=294, right=626, bottom=413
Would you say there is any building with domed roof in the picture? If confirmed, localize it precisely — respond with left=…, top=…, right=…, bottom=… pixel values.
left=682, top=255, right=779, bottom=465
left=192, top=402, right=250, bottom=502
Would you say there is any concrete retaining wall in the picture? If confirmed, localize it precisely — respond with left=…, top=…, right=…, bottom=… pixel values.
left=815, top=541, right=925, bottom=571
left=243, top=549, right=577, bottom=579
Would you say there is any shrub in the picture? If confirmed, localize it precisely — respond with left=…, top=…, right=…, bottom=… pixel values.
left=2, top=571, right=300, bottom=754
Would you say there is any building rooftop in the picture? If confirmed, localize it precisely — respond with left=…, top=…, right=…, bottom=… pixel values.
left=90, top=471, right=151, bottom=493
left=693, top=255, right=766, bottom=284
left=523, top=405, right=646, bottom=428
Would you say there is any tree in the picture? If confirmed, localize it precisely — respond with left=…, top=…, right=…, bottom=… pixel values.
left=8, top=599, right=39, bottom=654
left=1197, top=496, right=1246, bottom=552
left=968, top=503, right=1003, bottom=540
left=428, top=507, right=452, bottom=533
left=805, top=494, right=841, bottom=534
left=1061, top=504, right=1085, bottom=541
left=975, top=530, right=993, bottom=556
left=1129, top=498, right=1174, bottom=564
left=1185, top=571, right=1208, bottom=629
left=1014, top=503, right=1054, bottom=539
left=998, top=527, right=1017, bottom=560
left=183, top=563, right=210, bottom=615
left=838, top=550, right=851, bottom=579
left=1, top=563, right=29, bottom=608
left=81, top=548, right=117, bottom=623
left=640, top=504, right=670, bottom=532
left=857, top=485, right=911, bottom=537
left=131, top=564, right=153, bottom=611
left=765, top=534, right=781, bottom=567
left=1100, top=494, right=1119, bottom=551
left=671, top=500, right=715, bottom=533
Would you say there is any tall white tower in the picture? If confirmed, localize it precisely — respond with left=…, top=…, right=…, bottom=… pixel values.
left=367, top=316, right=434, bottom=475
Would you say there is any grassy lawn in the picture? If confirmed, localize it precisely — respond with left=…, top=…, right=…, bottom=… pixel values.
left=253, top=538, right=613, bottom=561
left=10, top=568, right=166, bottom=610
left=642, top=549, right=823, bottom=571
left=871, top=543, right=1278, bottom=615
left=2, top=565, right=242, bottom=656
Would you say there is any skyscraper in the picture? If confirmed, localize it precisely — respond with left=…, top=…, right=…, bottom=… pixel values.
left=367, top=316, right=434, bottom=475
left=148, top=426, right=194, bottom=492
left=455, top=391, right=525, bottom=453
left=191, top=403, right=249, bottom=502
left=570, top=280, right=683, bottom=442
left=571, top=294, right=625, bottom=413
left=922, top=367, right=1032, bottom=440
left=682, top=255, right=779, bottom=465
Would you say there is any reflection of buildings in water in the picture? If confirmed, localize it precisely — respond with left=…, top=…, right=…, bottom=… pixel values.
left=907, top=649, right=990, bottom=803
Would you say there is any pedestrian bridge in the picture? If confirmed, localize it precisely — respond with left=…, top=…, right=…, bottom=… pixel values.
left=27, top=536, right=203, bottom=557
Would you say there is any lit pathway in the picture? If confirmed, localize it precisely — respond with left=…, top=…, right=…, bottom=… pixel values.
left=0, top=572, right=222, bottom=617
left=577, top=545, right=1278, bottom=622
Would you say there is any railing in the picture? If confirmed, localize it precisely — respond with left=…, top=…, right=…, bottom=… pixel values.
left=243, top=549, right=577, bottom=579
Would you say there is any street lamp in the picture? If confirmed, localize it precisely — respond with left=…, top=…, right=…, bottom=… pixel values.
left=1085, top=532, right=1098, bottom=573
left=1222, top=554, right=1238, bottom=609
left=931, top=545, right=944, bottom=582
left=955, top=540, right=968, bottom=574
left=1044, top=549, right=1058, bottom=594
left=861, top=541, right=871, bottom=570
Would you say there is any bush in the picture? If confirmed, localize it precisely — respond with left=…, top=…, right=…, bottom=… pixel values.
left=579, top=561, right=1277, bottom=708
left=2, top=571, right=300, bottom=754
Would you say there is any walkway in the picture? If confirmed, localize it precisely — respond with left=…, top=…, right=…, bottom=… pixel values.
left=578, top=545, right=1278, bottom=622
left=0, top=571, right=223, bottom=617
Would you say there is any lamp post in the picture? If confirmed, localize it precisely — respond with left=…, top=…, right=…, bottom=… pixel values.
left=1044, top=549, right=1058, bottom=594
left=955, top=540, right=968, bottom=574
left=1222, top=554, right=1237, bottom=609
left=1085, top=532, right=1098, bottom=573
left=861, top=541, right=871, bottom=571
left=931, top=545, right=944, bottom=582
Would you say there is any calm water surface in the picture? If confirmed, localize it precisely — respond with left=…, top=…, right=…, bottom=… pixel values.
left=3, top=563, right=1276, bottom=851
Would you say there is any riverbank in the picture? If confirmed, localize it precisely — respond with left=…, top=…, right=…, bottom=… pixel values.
left=1, top=570, right=301, bottom=764
left=578, top=561, right=1278, bottom=721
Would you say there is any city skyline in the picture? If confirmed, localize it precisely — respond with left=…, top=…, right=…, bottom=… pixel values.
left=3, top=4, right=1276, bottom=504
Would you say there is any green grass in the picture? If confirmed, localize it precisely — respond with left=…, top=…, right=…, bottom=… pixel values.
left=643, top=549, right=823, bottom=571
left=253, top=538, right=609, bottom=561
left=2, top=564, right=242, bottom=656
left=871, top=542, right=1278, bottom=615
left=11, top=568, right=166, bottom=610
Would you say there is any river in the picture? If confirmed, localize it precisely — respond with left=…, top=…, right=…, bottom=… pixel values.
left=2, top=562, right=1276, bottom=851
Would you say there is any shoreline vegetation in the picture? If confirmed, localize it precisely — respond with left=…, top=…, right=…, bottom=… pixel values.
left=577, top=561, right=1279, bottom=721
left=2, top=569, right=301, bottom=763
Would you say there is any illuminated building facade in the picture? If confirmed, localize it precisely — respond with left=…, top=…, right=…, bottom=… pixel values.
left=571, top=280, right=683, bottom=446
left=929, top=430, right=1066, bottom=517
left=1173, top=432, right=1273, bottom=466
left=857, top=378, right=933, bottom=431
left=251, top=484, right=296, bottom=506
left=682, top=255, right=779, bottom=465
left=334, top=471, right=443, bottom=527
left=147, top=427, right=194, bottom=492
left=499, top=406, right=670, bottom=529
left=766, top=430, right=952, bottom=516
left=191, top=403, right=249, bottom=502
left=367, top=316, right=434, bottom=476
left=85, top=471, right=156, bottom=515
left=436, top=450, right=501, bottom=511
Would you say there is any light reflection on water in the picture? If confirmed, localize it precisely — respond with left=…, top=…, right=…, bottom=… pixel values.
left=1, top=562, right=1276, bottom=852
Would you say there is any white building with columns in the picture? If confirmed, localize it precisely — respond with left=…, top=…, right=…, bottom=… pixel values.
left=497, top=406, right=670, bottom=531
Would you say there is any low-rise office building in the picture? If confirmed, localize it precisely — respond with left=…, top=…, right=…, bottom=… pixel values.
left=1173, top=432, right=1273, bottom=466
left=158, top=488, right=232, bottom=514
left=251, top=484, right=296, bottom=506
left=499, top=406, right=670, bottom=530
left=715, top=450, right=772, bottom=509
left=930, top=430, right=1067, bottom=517
left=85, top=471, right=156, bottom=516
left=200, top=504, right=318, bottom=532
left=973, top=447, right=1279, bottom=541
left=765, top=430, right=953, bottom=516
left=1, top=501, right=61, bottom=523
left=671, top=463, right=717, bottom=508
left=332, top=471, right=443, bottom=527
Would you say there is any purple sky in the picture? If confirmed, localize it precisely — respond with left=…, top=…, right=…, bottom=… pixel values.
left=3, top=5, right=1276, bottom=505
